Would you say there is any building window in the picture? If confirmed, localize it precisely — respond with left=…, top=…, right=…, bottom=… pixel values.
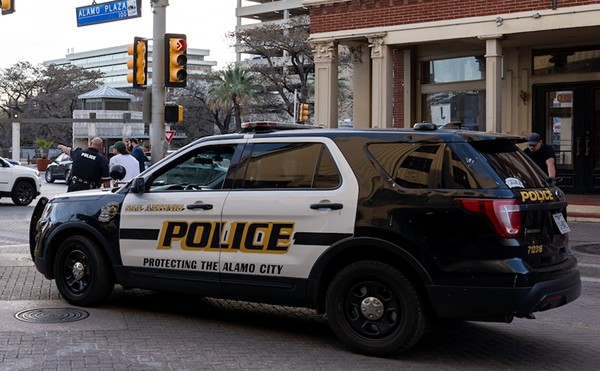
left=533, top=46, right=600, bottom=75
left=420, top=56, right=486, bottom=130
left=421, top=90, right=485, bottom=131
left=422, top=56, right=485, bottom=84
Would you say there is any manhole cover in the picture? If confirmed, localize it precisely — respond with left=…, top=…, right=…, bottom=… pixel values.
left=573, top=243, right=600, bottom=256
left=15, top=308, right=89, bottom=323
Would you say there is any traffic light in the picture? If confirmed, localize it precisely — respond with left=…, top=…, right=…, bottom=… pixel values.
left=165, top=33, right=187, bottom=88
left=164, top=104, right=183, bottom=123
left=299, top=103, right=310, bottom=122
left=127, top=37, right=148, bottom=88
left=1, top=0, right=15, bottom=15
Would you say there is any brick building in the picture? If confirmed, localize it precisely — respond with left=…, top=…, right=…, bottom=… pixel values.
left=304, top=0, right=600, bottom=194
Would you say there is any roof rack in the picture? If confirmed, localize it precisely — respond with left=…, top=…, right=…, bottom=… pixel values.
left=240, top=121, right=322, bottom=133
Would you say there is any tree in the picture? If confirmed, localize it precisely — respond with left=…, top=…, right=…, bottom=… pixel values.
left=205, top=65, right=256, bottom=133
left=35, top=139, right=54, bottom=159
left=170, top=75, right=220, bottom=146
left=230, top=15, right=313, bottom=118
left=0, top=62, right=103, bottom=150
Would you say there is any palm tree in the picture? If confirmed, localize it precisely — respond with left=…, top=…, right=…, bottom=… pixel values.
left=206, top=65, right=256, bottom=133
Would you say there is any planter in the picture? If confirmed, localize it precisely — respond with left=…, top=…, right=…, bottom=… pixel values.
left=36, top=158, right=51, bottom=171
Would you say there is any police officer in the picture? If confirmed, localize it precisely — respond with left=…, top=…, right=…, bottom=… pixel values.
left=58, top=137, right=110, bottom=192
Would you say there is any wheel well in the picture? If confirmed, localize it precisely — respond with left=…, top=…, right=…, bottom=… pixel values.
left=12, top=177, right=36, bottom=191
left=314, top=240, right=430, bottom=314
left=45, top=227, right=115, bottom=283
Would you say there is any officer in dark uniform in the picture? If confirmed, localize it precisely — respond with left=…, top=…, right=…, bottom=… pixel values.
left=58, top=137, right=110, bottom=192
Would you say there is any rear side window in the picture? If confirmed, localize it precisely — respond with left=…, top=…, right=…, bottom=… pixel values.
left=469, top=140, right=547, bottom=189
left=238, top=142, right=341, bottom=189
left=367, top=142, right=480, bottom=189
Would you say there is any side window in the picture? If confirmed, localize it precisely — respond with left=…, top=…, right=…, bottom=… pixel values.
left=148, top=144, right=236, bottom=192
left=367, top=142, right=480, bottom=189
left=239, top=142, right=341, bottom=189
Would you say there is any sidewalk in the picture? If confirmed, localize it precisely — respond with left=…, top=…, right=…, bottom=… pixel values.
left=569, top=222, right=600, bottom=279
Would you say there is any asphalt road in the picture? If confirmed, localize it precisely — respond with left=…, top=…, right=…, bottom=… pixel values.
left=1, top=180, right=599, bottom=370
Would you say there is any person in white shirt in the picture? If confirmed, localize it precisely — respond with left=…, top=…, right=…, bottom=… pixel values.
left=109, top=141, right=141, bottom=185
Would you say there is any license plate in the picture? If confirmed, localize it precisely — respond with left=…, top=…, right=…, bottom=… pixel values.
left=553, top=213, right=571, bottom=234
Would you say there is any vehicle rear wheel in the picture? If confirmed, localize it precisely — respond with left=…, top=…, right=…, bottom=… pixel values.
left=326, top=261, right=426, bottom=357
left=11, top=181, right=36, bottom=206
left=53, top=236, right=114, bottom=306
left=45, top=170, right=54, bottom=183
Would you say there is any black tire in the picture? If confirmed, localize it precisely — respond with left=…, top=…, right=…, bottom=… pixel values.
left=53, top=235, right=114, bottom=306
left=11, top=181, right=36, bottom=206
left=45, top=170, right=55, bottom=183
left=326, top=261, right=426, bottom=357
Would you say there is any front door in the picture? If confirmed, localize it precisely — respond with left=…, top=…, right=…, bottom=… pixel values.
left=534, top=83, right=600, bottom=194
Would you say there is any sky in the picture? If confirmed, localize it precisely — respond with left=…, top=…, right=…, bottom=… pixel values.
left=0, top=1, right=239, bottom=70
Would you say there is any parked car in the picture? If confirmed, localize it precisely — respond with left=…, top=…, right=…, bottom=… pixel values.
left=0, top=156, right=41, bottom=206
left=44, top=153, right=72, bottom=184
left=30, top=122, right=580, bottom=356
left=1, top=157, right=20, bottom=166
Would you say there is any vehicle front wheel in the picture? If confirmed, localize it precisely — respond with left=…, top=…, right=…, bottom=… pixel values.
left=53, top=236, right=114, bottom=306
left=11, top=181, right=36, bottom=206
left=326, top=261, right=426, bottom=357
left=45, top=170, right=55, bottom=183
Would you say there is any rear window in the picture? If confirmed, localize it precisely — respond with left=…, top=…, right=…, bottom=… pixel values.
left=237, top=142, right=341, bottom=189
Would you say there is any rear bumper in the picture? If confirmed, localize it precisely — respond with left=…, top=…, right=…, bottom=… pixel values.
left=427, top=268, right=581, bottom=319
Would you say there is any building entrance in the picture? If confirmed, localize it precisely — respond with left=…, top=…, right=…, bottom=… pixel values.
left=534, top=83, right=600, bottom=194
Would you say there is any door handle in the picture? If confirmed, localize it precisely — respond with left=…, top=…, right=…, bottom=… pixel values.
left=186, top=203, right=213, bottom=210
left=310, top=203, right=343, bottom=210
left=585, top=135, right=591, bottom=157
left=576, top=137, right=581, bottom=156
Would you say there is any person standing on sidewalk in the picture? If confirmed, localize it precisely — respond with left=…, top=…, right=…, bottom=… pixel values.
left=524, top=132, right=557, bottom=178
left=58, top=137, right=110, bottom=192
left=109, top=141, right=141, bottom=185
left=127, top=138, right=146, bottom=173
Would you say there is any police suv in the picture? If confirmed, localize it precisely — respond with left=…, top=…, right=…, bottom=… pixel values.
left=30, top=123, right=581, bottom=356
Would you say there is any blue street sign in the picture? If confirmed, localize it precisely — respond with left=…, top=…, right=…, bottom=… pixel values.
left=76, top=0, right=141, bottom=27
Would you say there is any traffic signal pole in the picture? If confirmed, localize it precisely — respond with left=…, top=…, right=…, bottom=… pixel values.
left=151, top=0, right=168, bottom=164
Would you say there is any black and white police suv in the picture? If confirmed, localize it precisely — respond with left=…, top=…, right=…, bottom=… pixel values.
left=30, top=123, right=581, bottom=356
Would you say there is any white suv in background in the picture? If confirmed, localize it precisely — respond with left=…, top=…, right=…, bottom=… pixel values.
left=0, top=157, right=41, bottom=206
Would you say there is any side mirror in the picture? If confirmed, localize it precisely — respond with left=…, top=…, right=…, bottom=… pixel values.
left=130, top=177, right=146, bottom=194
left=110, top=164, right=126, bottom=181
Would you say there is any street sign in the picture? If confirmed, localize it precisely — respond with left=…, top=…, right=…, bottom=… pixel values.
left=76, top=0, right=141, bottom=27
left=165, top=130, right=176, bottom=144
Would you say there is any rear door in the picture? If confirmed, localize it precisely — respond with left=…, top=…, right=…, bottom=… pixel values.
left=219, top=137, right=359, bottom=303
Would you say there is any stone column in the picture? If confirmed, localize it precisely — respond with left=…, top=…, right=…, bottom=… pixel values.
left=368, top=33, right=393, bottom=128
left=479, top=35, right=504, bottom=132
left=349, top=43, right=371, bottom=128
left=312, top=40, right=338, bottom=128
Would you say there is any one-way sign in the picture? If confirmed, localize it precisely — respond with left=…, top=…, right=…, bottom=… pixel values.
left=76, top=0, right=141, bottom=27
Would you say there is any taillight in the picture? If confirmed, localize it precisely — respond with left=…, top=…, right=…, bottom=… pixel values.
left=456, top=199, right=521, bottom=238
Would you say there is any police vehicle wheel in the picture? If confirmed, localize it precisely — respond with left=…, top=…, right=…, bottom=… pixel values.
left=54, top=236, right=114, bottom=307
left=325, top=261, right=426, bottom=357
left=11, top=181, right=35, bottom=206
left=45, top=170, right=55, bottom=183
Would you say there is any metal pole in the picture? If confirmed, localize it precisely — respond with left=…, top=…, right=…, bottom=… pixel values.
left=11, top=120, right=20, bottom=163
left=151, top=0, right=168, bottom=164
